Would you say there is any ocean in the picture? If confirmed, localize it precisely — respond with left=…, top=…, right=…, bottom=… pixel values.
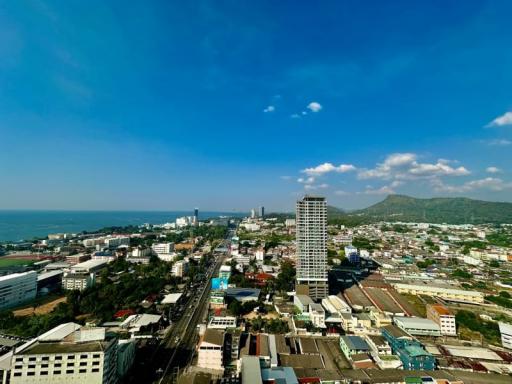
left=0, top=210, right=246, bottom=242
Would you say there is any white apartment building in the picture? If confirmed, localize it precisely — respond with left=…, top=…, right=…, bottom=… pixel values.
left=309, top=303, right=326, bottom=329
left=499, top=322, right=512, bottom=350
left=255, top=249, right=265, bottom=262
left=285, top=219, right=296, bottom=227
left=130, top=247, right=151, bottom=258
left=0, top=271, right=37, bottom=310
left=104, top=236, right=130, bottom=248
left=171, top=260, right=188, bottom=278
left=426, top=304, right=457, bottom=336
left=197, top=329, right=224, bottom=371
left=296, top=196, right=328, bottom=300
left=62, top=273, right=95, bottom=291
left=82, top=238, right=105, bottom=247
left=151, top=243, right=175, bottom=255
left=10, top=323, right=118, bottom=384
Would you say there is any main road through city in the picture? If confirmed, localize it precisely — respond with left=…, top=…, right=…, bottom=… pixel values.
left=130, top=233, right=232, bottom=384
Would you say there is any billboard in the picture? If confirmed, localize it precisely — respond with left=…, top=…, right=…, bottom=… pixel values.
left=211, top=277, right=229, bottom=290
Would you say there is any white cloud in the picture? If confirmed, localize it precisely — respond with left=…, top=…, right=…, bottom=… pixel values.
left=302, top=162, right=356, bottom=176
left=358, top=152, right=470, bottom=180
left=307, top=101, right=322, bottom=113
left=263, top=105, right=275, bottom=113
left=483, top=138, right=512, bottom=146
left=334, top=190, right=350, bottom=196
left=432, top=177, right=512, bottom=193
left=297, top=176, right=315, bottom=184
left=304, top=183, right=329, bottom=190
left=486, top=111, right=512, bottom=127
left=290, top=113, right=301, bottom=119
left=486, top=166, right=501, bottom=174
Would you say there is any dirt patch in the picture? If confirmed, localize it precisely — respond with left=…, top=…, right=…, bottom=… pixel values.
left=13, top=296, right=67, bottom=317
left=243, top=311, right=279, bottom=320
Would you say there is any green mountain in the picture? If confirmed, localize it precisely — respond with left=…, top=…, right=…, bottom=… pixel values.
left=330, top=195, right=512, bottom=225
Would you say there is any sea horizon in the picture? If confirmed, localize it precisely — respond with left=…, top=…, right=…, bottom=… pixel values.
left=0, top=209, right=248, bottom=243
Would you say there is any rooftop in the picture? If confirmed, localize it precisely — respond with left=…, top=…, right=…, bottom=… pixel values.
left=382, top=324, right=412, bottom=339
left=203, top=329, right=224, bottom=346
left=340, top=335, right=369, bottom=351
left=18, top=340, right=109, bottom=355
left=428, top=304, right=452, bottom=316
left=394, top=316, right=441, bottom=331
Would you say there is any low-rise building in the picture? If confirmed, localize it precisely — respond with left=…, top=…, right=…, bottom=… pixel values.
left=393, top=283, right=484, bottom=304
left=208, top=316, right=237, bottom=330
left=171, top=260, right=188, bottom=278
left=197, top=329, right=224, bottom=371
left=393, top=316, right=441, bottom=337
left=9, top=323, right=119, bottom=384
left=499, top=322, right=512, bottom=350
left=293, top=295, right=313, bottom=314
left=0, top=271, right=37, bottom=310
left=339, top=336, right=370, bottom=359
left=426, top=304, right=456, bottom=336
left=381, top=325, right=435, bottom=371
left=62, top=273, right=94, bottom=291
left=309, top=303, right=326, bottom=329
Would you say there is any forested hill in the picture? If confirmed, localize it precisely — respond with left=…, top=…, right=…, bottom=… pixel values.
left=338, top=194, right=512, bottom=225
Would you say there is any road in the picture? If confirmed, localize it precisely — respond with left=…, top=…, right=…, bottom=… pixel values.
left=123, top=232, right=232, bottom=384
left=157, top=250, right=226, bottom=383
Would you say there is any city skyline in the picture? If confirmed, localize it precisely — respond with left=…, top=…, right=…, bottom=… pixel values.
left=1, top=1, right=512, bottom=211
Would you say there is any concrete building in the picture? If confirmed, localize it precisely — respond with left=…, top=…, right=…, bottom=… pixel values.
left=426, top=304, right=456, bottom=336
left=285, top=219, right=296, bottom=227
left=339, top=336, right=370, bottom=359
left=70, top=259, right=108, bottom=274
left=296, top=196, right=328, bottom=300
left=151, top=242, right=175, bottom=255
left=293, top=295, right=313, bottom=313
left=499, top=322, right=512, bottom=350
left=9, top=323, right=118, bottom=384
left=393, top=316, right=441, bottom=337
left=208, top=317, right=237, bottom=330
left=218, top=265, right=232, bottom=280
left=171, top=260, right=188, bottom=278
left=381, top=325, right=435, bottom=371
left=197, top=329, right=224, bottom=371
left=65, top=254, right=90, bottom=265
left=309, top=303, right=326, bottom=329
left=62, top=273, right=94, bottom=291
left=393, top=283, right=484, bottom=304
left=0, top=271, right=37, bottom=310
left=104, top=236, right=130, bottom=248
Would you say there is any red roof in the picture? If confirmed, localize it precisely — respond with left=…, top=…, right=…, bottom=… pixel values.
left=114, top=309, right=135, bottom=319
left=298, top=378, right=320, bottom=384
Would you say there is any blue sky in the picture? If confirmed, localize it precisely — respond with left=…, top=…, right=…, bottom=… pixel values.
left=1, top=0, right=512, bottom=211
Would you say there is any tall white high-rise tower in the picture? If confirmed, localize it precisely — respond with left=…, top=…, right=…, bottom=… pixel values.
left=295, top=195, right=328, bottom=300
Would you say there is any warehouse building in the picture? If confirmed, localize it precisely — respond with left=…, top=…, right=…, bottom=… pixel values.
left=393, top=283, right=484, bottom=304
left=393, top=316, right=441, bottom=337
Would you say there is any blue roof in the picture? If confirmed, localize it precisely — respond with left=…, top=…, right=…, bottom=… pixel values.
left=341, top=335, right=369, bottom=351
left=261, top=367, right=298, bottom=384
left=403, top=344, right=431, bottom=357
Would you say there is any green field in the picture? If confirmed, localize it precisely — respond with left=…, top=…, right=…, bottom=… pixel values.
left=0, top=258, right=36, bottom=268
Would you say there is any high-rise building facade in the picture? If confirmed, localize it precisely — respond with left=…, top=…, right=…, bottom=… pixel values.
left=296, top=196, right=328, bottom=300
left=259, top=206, right=265, bottom=218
